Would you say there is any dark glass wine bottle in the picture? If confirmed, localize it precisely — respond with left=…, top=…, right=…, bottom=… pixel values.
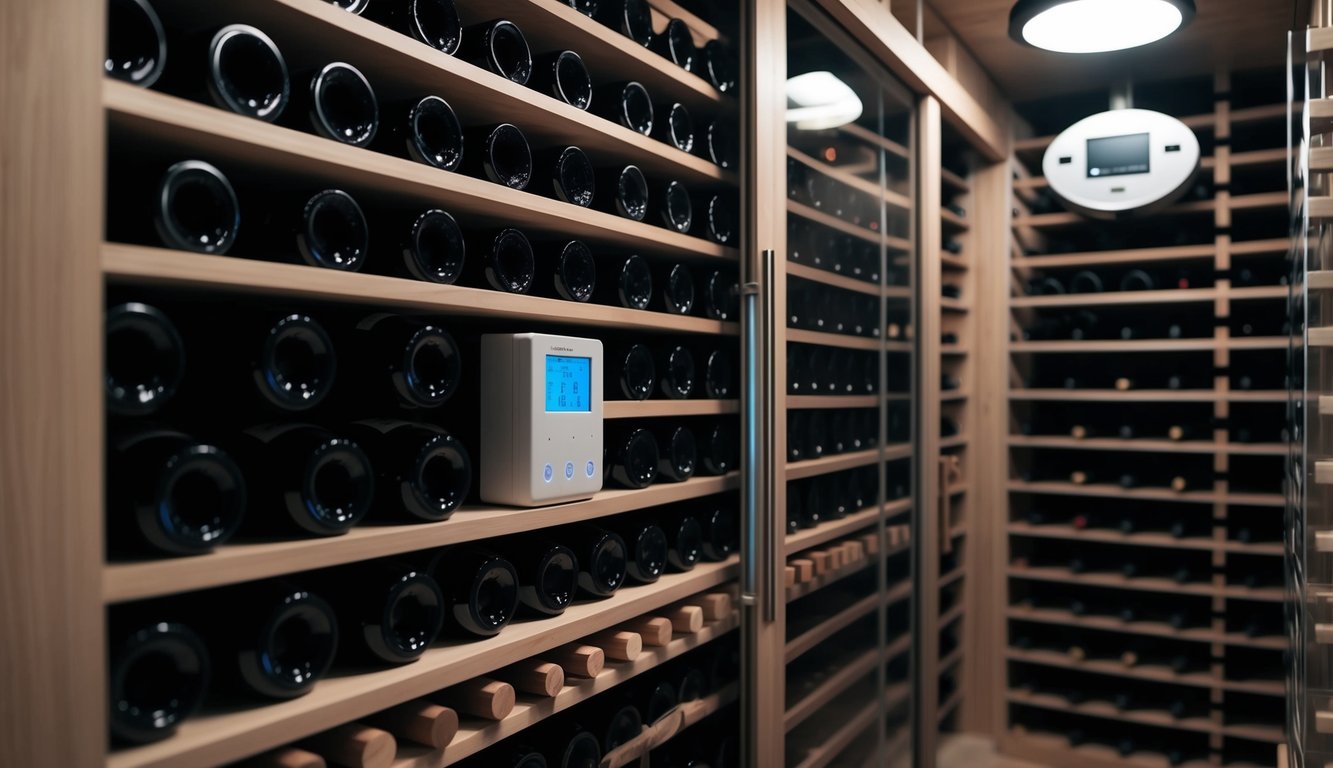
left=245, top=313, right=338, bottom=412
left=1119, top=269, right=1155, bottom=291
left=595, top=0, right=653, bottom=46
left=463, top=123, right=533, bottom=189
left=460, top=19, right=533, bottom=84
left=651, top=18, right=695, bottom=70
left=702, top=348, right=734, bottom=399
left=325, top=0, right=370, bottom=12
left=607, top=426, right=659, bottom=488
left=698, top=193, right=738, bottom=244
left=468, top=228, right=536, bottom=293
left=664, top=514, right=702, bottom=571
left=537, top=240, right=597, bottom=302
left=652, top=181, right=694, bottom=233
left=364, top=0, right=462, bottom=54
left=530, top=50, right=592, bottom=110
left=699, top=505, right=737, bottom=561
left=353, top=314, right=462, bottom=408
left=657, top=345, right=696, bottom=399
left=508, top=536, right=579, bottom=616
left=700, top=39, right=737, bottom=93
left=1068, top=270, right=1103, bottom=294
left=656, top=425, right=697, bottom=482
left=594, top=81, right=654, bottom=134
left=181, top=25, right=290, bottom=122
left=105, top=302, right=186, bottom=416
left=109, top=428, right=246, bottom=556
left=597, top=254, right=653, bottom=309
left=107, top=613, right=209, bottom=744
left=429, top=547, right=520, bottom=637
left=531, top=146, right=596, bottom=207
left=394, top=208, right=466, bottom=284
left=699, top=422, right=736, bottom=475
left=106, top=0, right=167, bottom=88
left=110, top=159, right=241, bottom=255
left=598, top=164, right=650, bottom=220
left=652, top=102, right=695, bottom=153
left=293, top=62, right=379, bottom=147
left=248, top=188, right=369, bottom=271
left=704, top=119, right=738, bottom=169
left=618, top=521, right=669, bottom=583
left=603, top=705, right=644, bottom=752
left=378, top=95, right=464, bottom=171
left=552, top=727, right=601, bottom=768
left=569, top=524, right=628, bottom=598
left=608, top=343, right=656, bottom=400
left=704, top=270, right=739, bottom=321
left=644, top=679, right=678, bottom=722
left=321, top=561, right=445, bottom=664
left=661, top=263, right=695, bottom=314
left=239, top=423, right=375, bottom=536
left=346, top=420, right=471, bottom=521
left=210, top=580, right=339, bottom=699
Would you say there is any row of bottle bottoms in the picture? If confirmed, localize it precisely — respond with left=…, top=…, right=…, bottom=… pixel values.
left=109, top=155, right=739, bottom=287
left=107, top=0, right=738, bottom=159
left=787, top=218, right=951, bottom=285
left=1021, top=507, right=1275, bottom=544
left=106, top=514, right=739, bottom=744
left=1020, top=310, right=1290, bottom=342
left=785, top=343, right=910, bottom=396
left=784, top=466, right=910, bottom=533
left=1012, top=590, right=1281, bottom=638
left=1012, top=548, right=1280, bottom=590
left=1011, top=674, right=1279, bottom=731
left=1025, top=264, right=1288, bottom=296
left=1018, top=415, right=1288, bottom=444
left=107, top=302, right=739, bottom=419
left=786, top=407, right=910, bottom=461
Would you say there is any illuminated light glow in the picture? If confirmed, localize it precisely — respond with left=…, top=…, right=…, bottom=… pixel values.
left=1011, top=0, right=1193, bottom=54
left=785, top=71, right=863, bottom=131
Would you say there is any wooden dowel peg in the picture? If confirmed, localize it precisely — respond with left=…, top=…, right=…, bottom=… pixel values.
left=861, top=533, right=880, bottom=555
left=588, top=629, right=642, bottom=661
left=1120, top=650, right=1139, bottom=667
left=549, top=643, right=605, bottom=678
left=887, top=528, right=901, bottom=547
left=246, top=748, right=327, bottom=768
left=434, top=678, right=516, bottom=721
left=495, top=660, right=565, bottom=697
left=698, top=592, right=732, bottom=620
left=828, top=547, right=845, bottom=570
left=790, top=558, right=814, bottom=582
left=1070, top=424, right=1087, bottom=439
left=808, top=550, right=831, bottom=574
left=667, top=605, right=704, bottom=634
left=626, top=616, right=674, bottom=646
left=785, top=565, right=797, bottom=587
left=364, top=700, right=458, bottom=750
left=298, top=723, right=396, bottom=768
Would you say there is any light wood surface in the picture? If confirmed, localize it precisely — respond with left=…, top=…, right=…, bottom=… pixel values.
left=587, top=629, right=643, bottom=661
left=247, top=749, right=329, bottom=768
left=434, top=679, right=515, bottom=722
left=666, top=604, right=705, bottom=634
left=546, top=643, right=605, bottom=680
left=0, top=1, right=105, bottom=767
left=625, top=616, right=674, bottom=647
left=300, top=724, right=397, bottom=768
left=364, top=702, right=459, bottom=750
left=493, top=661, right=564, bottom=698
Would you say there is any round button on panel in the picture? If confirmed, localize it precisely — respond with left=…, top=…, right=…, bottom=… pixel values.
left=586, top=460, right=596, bottom=478
left=565, top=461, right=575, bottom=480
left=543, top=464, right=554, bottom=483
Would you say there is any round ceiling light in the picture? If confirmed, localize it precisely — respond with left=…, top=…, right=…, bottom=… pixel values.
left=1009, top=0, right=1195, bottom=54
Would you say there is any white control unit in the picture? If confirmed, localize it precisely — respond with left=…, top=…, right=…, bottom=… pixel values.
left=480, top=333, right=604, bottom=506
left=1042, top=108, right=1200, bottom=219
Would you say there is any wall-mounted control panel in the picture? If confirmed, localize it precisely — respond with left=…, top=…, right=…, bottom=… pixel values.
left=481, top=333, right=604, bottom=506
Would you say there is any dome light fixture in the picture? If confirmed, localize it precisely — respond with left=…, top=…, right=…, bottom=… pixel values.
left=1009, top=0, right=1195, bottom=54
left=786, top=71, right=863, bottom=131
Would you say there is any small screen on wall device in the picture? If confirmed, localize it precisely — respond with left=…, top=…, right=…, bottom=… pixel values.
left=1086, top=132, right=1150, bottom=177
left=545, top=355, right=591, bottom=412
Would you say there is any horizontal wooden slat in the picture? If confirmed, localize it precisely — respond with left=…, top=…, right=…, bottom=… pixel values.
left=1007, top=522, right=1282, bottom=556
left=1009, top=388, right=1286, bottom=403
left=787, top=199, right=912, bottom=252
left=786, top=261, right=896, bottom=297
left=1009, top=435, right=1286, bottom=456
left=1009, top=565, right=1283, bottom=602
left=1009, top=480, right=1283, bottom=508
left=1006, top=604, right=1285, bottom=651
left=603, top=399, right=738, bottom=419
left=786, top=146, right=911, bottom=210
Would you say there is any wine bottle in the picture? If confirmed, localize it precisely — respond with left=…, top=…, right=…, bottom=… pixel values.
left=698, top=193, right=738, bottom=244
left=238, top=423, right=375, bottom=536
left=603, top=705, right=644, bottom=752
left=377, top=95, right=464, bottom=171
left=109, top=428, right=246, bottom=555
left=394, top=208, right=466, bottom=284
left=174, top=25, right=290, bottom=122
left=292, top=62, right=379, bottom=146
left=598, top=254, right=653, bottom=309
left=651, top=18, right=695, bottom=70
left=551, top=726, right=602, bottom=768
left=463, top=123, right=533, bottom=189
left=353, top=314, right=462, bottom=408
left=346, top=420, right=471, bottom=521
left=533, top=240, right=596, bottom=302
left=702, top=348, right=734, bottom=398
left=608, top=343, right=656, bottom=400
left=109, top=158, right=241, bottom=254
left=703, top=118, right=738, bottom=169
left=508, top=536, right=579, bottom=616
left=325, top=0, right=370, bottom=12
left=700, top=422, right=736, bottom=475
left=595, top=0, right=653, bottom=47
left=429, top=547, right=520, bottom=637
left=1068, top=270, right=1103, bottom=294
left=661, top=263, right=696, bottom=314
left=652, top=180, right=694, bottom=233
left=210, top=580, right=338, bottom=699
left=458, top=745, right=547, bottom=768
left=468, top=228, right=536, bottom=293
left=569, top=524, right=628, bottom=598
left=644, top=679, right=678, bottom=722
left=322, top=561, right=445, bottom=664
left=700, top=39, right=737, bottom=93
left=607, top=426, right=659, bottom=488
left=460, top=19, right=533, bottom=84
left=107, top=613, right=209, bottom=744
left=704, top=270, right=739, bottom=321
left=656, top=425, right=697, bottom=482
left=943, top=239, right=964, bottom=255
left=530, top=146, right=596, bottom=207
left=598, top=164, right=650, bottom=220
left=698, top=505, right=737, bottom=560
left=594, top=81, right=654, bottom=134
left=786, top=411, right=805, bottom=463
left=364, top=0, right=462, bottom=54
left=106, top=0, right=167, bottom=88
left=618, top=521, right=669, bottom=583
left=664, top=514, right=703, bottom=571
left=1119, top=269, right=1155, bottom=291
left=105, top=302, right=186, bottom=416
left=530, top=50, right=592, bottom=110
left=652, top=102, right=695, bottom=153
left=657, top=345, right=696, bottom=399
left=1028, top=276, right=1065, bottom=295
left=247, top=188, right=369, bottom=271
left=242, top=313, right=339, bottom=412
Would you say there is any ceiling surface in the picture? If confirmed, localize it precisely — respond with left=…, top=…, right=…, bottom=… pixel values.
left=925, top=0, right=1298, bottom=102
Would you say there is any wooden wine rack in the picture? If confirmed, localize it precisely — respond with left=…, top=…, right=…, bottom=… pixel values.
left=998, top=67, right=1290, bottom=768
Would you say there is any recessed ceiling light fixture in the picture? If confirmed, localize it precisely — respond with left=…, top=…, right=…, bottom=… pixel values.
left=1009, top=0, right=1195, bottom=54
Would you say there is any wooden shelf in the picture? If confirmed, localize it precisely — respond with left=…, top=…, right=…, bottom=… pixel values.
left=837, top=122, right=911, bottom=161
left=105, top=245, right=735, bottom=337
left=783, top=648, right=880, bottom=732
left=787, top=394, right=881, bottom=410
left=786, top=261, right=888, bottom=297
left=1007, top=688, right=1222, bottom=737
left=1011, top=337, right=1287, bottom=353
left=941, top=208, right=969, bottom=230
left=940, top=297, right=968, bottom=313
left=1006, top=647, right=1282, bottom=697
left=1008, top=522, right=1283, bottom=556
left=1008, top=480, right=1283, bottom=507
left=105, top=473, right=738, bottom=603
left=786, top=537, right=911, bottom=603
left=937, top=688, right=962, bottom=723
left=940, top=167, right=969, bottom=193
left=1009, top=435, right=1286, bottom=457
left=939, top=602, right=965, bottom=630
left=1009, top=388, right=1287, bottom=403
left=107, top=560, right=737, bottom=768
left=785, top=505, right=875, bottom=555
left=940, top=566, right=966, bottom=590
left=786, top=444, right=912, bottom=480
left=1012, top=243, right=1218, bottom=269
left=1001, top=728, right=1214, bottom=768
left=786, top=593, right=879, bottom=663
left=1005, top=604, right=1286, bottom=651
left=394, top=612, right=739, bottom=767
left=786, top=328, right=889, bottom=351
left=787, top=200, right=912, bottom=252
left=1011, top=287, right=1219, bottom=309
left=603, top=399, right=739, bottom=419
left=105, top=83, right=736, bottom=262
left=1008, top=565, right=1283, bottom=602
left=941, top=344, right=969, bottom=355
left=941, top=252, right=969, bottom=270
left=786, top=146, right=911, bottom=210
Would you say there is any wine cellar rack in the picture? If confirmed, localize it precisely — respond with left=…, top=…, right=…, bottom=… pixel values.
left=1000, top=67, right=1290, bottom=768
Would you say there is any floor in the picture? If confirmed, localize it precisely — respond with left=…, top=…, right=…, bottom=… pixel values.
left=937, top=734, right=1047, bottom=768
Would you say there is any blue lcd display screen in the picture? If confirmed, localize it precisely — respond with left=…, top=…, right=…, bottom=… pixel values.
left=545, top=355, right=591, bottom=412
